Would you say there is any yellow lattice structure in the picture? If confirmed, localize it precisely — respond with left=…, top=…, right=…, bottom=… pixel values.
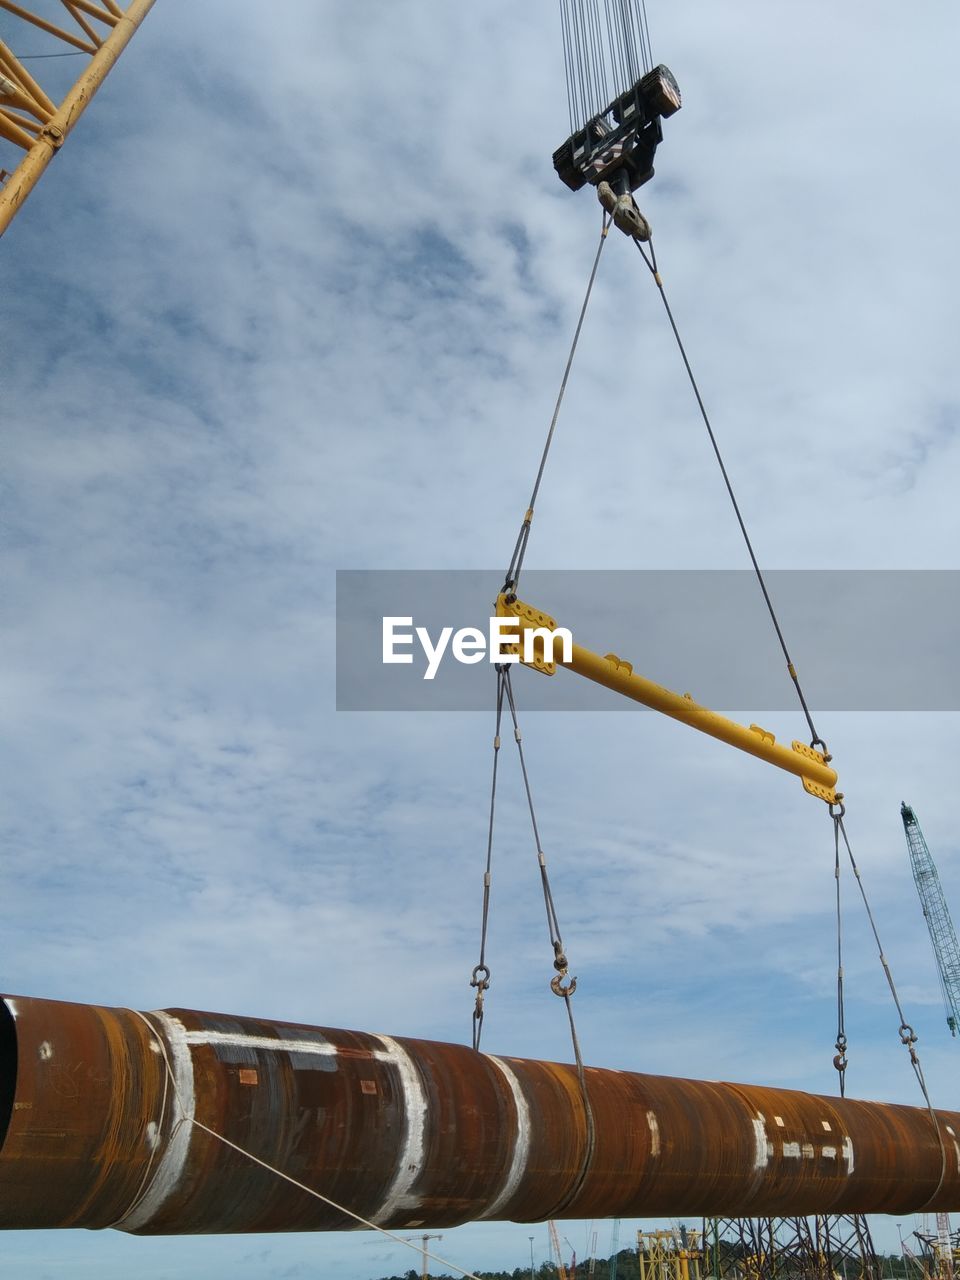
left=0, top=0, right=155, bottom=235
left=639, top=1228, right=703, bottom=1280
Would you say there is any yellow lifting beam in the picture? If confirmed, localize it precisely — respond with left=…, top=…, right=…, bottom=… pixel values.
left=0, top=0, right=156, bottom=237
left=496, top=593, right=839, bottom=804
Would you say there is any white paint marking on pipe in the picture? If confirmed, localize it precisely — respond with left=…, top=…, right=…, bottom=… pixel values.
left=647, top=1110, right=661, bottom=1157
left=802, top=1142, right=815, bottom=1158
left=181, top=1030, right=396, bottom=1061
left=841, top=1135, right=855, bottom=1175
left=782, top=1141, right=801, bottom=1158
left=480, top=1056, right=531, bottom=1220
left=370, top=1035, right=426, bottom=1225
left=752, top=1115, right=769, bottom=1170
left=114, top=1013, right=196, bottom=1233
left=822, top=1145, right=837, bottom=1159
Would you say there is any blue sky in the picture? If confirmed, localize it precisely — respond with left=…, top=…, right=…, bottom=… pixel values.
left=3, top=1, right=960, bottom=1276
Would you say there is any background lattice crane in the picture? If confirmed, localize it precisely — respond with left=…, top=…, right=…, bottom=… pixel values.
left=901, top=803, right=960, bottom=1280
left=550, top=1220, right=571, bottom=1280
left=901, top=803, right=960, bottom=1036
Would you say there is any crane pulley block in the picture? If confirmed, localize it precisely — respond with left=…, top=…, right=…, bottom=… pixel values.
left=552, top=65, right=681, bottom=195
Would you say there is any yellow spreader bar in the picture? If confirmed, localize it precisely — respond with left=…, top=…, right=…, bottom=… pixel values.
left=496, top=594, right=838, bottom=805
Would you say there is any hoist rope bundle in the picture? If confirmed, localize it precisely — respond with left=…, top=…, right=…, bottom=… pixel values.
left=559, top=0, right=654, bottom=134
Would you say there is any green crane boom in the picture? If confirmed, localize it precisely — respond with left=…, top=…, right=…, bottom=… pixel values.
left=901, top=802, right=960, bottom=1036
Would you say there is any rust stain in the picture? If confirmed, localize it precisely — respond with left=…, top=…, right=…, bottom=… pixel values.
left=0, top=993, right=958, bottom=1234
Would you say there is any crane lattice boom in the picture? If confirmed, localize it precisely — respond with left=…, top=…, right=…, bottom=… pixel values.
left=0, top=0, right=155, bottom=237
left=901, top=802, right=960, bottom=1036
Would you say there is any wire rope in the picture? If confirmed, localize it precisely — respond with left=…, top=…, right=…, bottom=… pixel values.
left=632, top=235, right=827, bottom=751
left=626, top=223, right=946, bottom=1196
left=503, top=208, right=611, bottom=595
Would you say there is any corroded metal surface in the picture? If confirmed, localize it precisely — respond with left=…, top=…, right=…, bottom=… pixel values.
left=0, top=993, right=958, bottom=1234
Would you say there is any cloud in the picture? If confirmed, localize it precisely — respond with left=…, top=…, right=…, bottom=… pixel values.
left=3, top=0, right=960, bottom=1274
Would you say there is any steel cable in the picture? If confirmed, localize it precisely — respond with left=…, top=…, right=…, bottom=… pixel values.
left=501, top=667, right=598, bottom=1216
left=469, top=669, right=507, bottom=1050
left=633, top=235, right=826, bottom=752
left=504, top=208, right=611, bottom=595
left=833, top=815, right=848, bottom=1097
left=834, top=813, right=949, bottom=1207
left=630, top=230, right=944, bottom=1174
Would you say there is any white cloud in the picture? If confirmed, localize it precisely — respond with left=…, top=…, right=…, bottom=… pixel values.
left=3, top=0, right=960, bottom=1274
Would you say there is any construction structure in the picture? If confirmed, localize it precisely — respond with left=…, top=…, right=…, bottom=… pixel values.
left=639, top=1227, right=702, bottom=1280
left=405, top=1232, right=443, bottom=1280
left=901, top=804, right=960, bottom=1037
left=610, top=1219, right=622, bottom=1280
left=704, top=1216, right=880, bottom=1280
left=0, top=0, right=155, bottom=236
left=0, top=993, right=959, bottom=1234
left=550, top=1220, right=573, bottom=1280
left=915, top=1219, right=960, bottom=1280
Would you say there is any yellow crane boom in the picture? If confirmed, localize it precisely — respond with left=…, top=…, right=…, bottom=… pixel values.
left=0, top=0, right=156, bottom=236
left=550, top=1220, right=571, bottom=1280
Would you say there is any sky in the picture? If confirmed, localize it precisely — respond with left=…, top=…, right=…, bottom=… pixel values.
left=2, top=0, right=960, bottom=1276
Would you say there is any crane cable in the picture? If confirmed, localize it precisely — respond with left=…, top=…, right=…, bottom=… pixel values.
left=834, top=802, right=948, bottom=1208
left=559, top=0, right=654, bottom=134
left=468, top=666, right=598, bottom=1212
left=503, top=207, right=611, bottom=597
left=630, top=226, right=947, bottom=1200
left=832, top=814, right=848, bottom=1097
left=470, top=215, right=611, bottom=1199
left=633, top=235, right=828, bottom=757
left=478, top=209, right=611, bottom=1057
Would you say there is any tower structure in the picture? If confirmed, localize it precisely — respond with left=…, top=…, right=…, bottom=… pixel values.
left=901, top=803, right=960, bottom=1036
left=703, top=1216, right=879, bottom=1280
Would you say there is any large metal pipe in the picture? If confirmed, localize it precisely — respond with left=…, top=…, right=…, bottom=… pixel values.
left=0, top=993, right=958, bottom=1234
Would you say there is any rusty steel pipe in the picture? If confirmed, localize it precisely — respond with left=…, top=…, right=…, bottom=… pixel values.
left=0, top=993, right=958, bottom=1234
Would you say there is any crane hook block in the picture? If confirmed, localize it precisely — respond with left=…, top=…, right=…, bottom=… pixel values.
left=553, top=64, right=681, bottom=195
left=597, top=181, right=652, bottom=241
